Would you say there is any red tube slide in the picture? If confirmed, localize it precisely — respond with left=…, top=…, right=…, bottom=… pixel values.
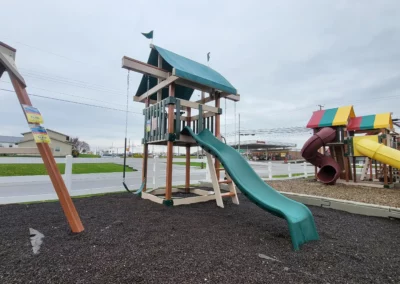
left=301, top=127, right=341, bottom=184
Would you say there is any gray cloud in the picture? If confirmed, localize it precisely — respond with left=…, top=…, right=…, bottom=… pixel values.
left=1, top=0, right=399, bottom=151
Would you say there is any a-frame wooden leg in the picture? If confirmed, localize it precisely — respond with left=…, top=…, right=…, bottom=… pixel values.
left=9, top=75, right=84, bottom=233
left=225, top=172, right=239, bottom=205
left=206, top=153, right=224, bottom=208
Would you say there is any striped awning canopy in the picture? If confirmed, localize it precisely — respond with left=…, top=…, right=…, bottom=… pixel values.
left=347, top=113, right=393, bottom=131
left=306, top=106, right=355, bottom=129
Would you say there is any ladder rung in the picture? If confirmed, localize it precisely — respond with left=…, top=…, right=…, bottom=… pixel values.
left=216, top=168, right=225, bottom=171
left=221, top=192, right=236, bottom=197
left=219, top=180, right=232, bottom=184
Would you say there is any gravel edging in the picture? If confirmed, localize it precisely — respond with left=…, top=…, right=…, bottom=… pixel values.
left=268, top=179, right=400, bottom=208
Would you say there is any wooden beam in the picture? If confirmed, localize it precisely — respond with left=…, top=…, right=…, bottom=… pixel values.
left=137, top=75, right=178, bottom=102
left=194, top=92, right=240, bottom=104
left=165, top=83, right=175, bottom=201
left=179, top=99, right=220, bottom=114
left=142, top=95, right=151, bottom=192
left=157, top=54, right=163, bottom=102
left=9, top=73, right=83, bottom=233
left=185, top=108, right=191, bottom=192
left=215, top=93, right=221, bottom=180
left=222, top=93, right=240, bottom=102
left=191, top=111, right=215, bottom=121
left=141, top=192, right=164, bottom=204
left=133, top=96, right=157, bottom=104
left=0, top=44, right=26, bottom=87
left=206, top=153, right=224, bottom=208
left=122, top=56, right=169, bottom=80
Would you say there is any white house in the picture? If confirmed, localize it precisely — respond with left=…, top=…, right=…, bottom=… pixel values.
left=0, top=135, right=23, bottom=148
left=18, top=129, right=73, bottom=157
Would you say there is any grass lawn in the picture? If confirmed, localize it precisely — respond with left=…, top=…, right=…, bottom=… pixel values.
left=78, top=154, right=101, bottom=158
left=0, top=163, right=135, bottom=176
left=172, top=161, right=206, bottom=169
left=172, top=161, right=224, bottom=169
left=161, top=156, right=201, bottom=159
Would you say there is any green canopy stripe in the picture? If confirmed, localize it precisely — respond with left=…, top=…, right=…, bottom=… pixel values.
left=359, top=115, right=376, bottom=130
left=318, top=108, right=338, bottom=127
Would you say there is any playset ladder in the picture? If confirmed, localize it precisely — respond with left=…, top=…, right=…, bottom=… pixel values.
left=206, top=153, right=239, bottom=207
left=206, top=153, right=224, bottom=208
left=360, top=157, right=370, bottom=181
left=225, top=172, right=239, bottom=205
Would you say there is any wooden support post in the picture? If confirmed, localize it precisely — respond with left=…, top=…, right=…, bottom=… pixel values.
left=165, top=83, right=175, bottom=202
left=215, top=92, right=221, bottom=180
left=344, top=156, right=349, bottom=182
left=383, top=164, right=388, bottom=186
left=389, top=166, right=393, bottom=184
left=369, top=158, right=373, bottom=181
left=185, top=107, right=191, bottom=193
left=206, top=153, right=224, bottom=208
left=382, top=131, right=388, bottom=187
left=375, top=160, right=378, bottom=179
left=313, top=129, right=318, bottom=180
left=157, top=54, right=162, bottom=102
left=142, top=99, right=150, bottom=191
left=9, top=74, right=84, bottom=233
left=225, top=172, right=239, bottom=205
left=352, top=156, right=357, bottom=183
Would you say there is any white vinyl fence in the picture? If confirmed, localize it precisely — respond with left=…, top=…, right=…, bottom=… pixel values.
left=1, top=155, right=318, bottom=205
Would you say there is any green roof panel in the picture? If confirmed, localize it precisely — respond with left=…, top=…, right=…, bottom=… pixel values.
left=135, top=45, right=237, bottom=101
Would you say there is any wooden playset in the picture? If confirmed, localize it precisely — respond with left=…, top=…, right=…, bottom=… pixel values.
left=122, top=44, right=240, bottom=206
left=303, top=106, right=399, bottom=188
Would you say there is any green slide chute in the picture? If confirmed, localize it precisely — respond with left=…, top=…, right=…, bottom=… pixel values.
left=182, top=127, right=319, bottom=250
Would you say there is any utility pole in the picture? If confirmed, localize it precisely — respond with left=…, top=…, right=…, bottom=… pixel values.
left=238, top=113, right=241, bottom=153
left=317, top=104, right=324, bottom=110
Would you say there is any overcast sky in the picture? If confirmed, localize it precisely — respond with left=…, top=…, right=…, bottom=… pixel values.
left=1, top=0, right=399, bottom=152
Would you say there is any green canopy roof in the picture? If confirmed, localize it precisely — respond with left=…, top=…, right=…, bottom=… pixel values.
left=136, top=45, right=237, bottom=101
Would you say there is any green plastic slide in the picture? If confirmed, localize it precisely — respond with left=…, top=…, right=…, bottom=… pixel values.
left=182, top=127, right=319, bottom=250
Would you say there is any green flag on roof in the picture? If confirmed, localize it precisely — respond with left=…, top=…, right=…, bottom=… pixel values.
left=141, top=31, right=153, bottom=39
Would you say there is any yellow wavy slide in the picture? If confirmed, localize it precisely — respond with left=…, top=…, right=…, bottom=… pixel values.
left=354, top=138, right=400, bottom=169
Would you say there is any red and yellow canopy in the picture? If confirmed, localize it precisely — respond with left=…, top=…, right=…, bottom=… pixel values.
left=347, top=113, right=393, bottom=131
left=306, top=106, right=355, bottom=129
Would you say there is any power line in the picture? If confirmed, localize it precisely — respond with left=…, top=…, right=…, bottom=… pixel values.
left=12, top=40, right=104, bottom=69
left=19, top=67, right=124, bottom=93
left=0, top=88, right=142, bottom=115
left=0, top=80, right=128, bottom=107
left=21, top=72, right=127, bottom=98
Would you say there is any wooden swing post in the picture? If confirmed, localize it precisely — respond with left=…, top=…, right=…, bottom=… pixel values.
left=0, top=42, right=84, bottom=233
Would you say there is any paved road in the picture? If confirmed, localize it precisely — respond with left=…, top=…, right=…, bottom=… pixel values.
left=0, top=159, right=313, bottom=201
left=0, top=164, right=205, bottom=198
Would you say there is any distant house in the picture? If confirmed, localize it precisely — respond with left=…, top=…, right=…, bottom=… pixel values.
left=18, top=129, right=73, bottom=157
left=0, top=135, right=23, bottom=148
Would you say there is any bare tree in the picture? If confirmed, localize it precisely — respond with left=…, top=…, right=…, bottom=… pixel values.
left=71, top=137, right=90, bottom=153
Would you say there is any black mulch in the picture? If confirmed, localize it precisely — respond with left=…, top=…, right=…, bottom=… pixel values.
left=1, top=192, right=399, bottom=284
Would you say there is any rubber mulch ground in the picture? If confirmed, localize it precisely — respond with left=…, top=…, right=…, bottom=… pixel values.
left=1, top=192, right=399, bottom=283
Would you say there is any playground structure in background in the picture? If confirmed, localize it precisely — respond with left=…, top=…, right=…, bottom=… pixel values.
left=302, top=106, right=399, bottom=187
left=123, top=44, right=319, bottom=250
